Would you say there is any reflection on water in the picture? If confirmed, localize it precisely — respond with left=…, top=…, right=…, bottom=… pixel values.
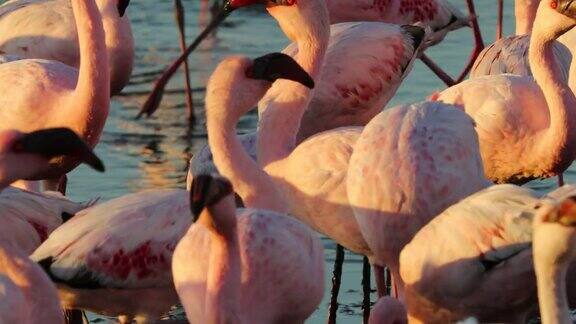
left=55, top=0, right=567, bottom=322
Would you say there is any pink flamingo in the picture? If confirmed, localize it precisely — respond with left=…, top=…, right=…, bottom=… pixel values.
left=138, top=0, right=476, bottom=116
left=187, top=20, right=426, bottom=185
left=0, top=241, right=63, bottom=324
left=0, top=0, right=110, bottom=189
left=435, top=0, right=576, bottom=185
left=347, top=100, right=491, bottom=299
left=0, top=0, right=133, bottom=95
left=173, top=174, right=324, bottom=323
left=31, top=188, right=192, bottom=323
left=399, top=183, right=576, bottom=323
left=533, top=190, right=576, bottom=324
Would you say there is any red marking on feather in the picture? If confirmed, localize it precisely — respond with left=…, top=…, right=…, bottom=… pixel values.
left=87, top=241, right=173, bottom=282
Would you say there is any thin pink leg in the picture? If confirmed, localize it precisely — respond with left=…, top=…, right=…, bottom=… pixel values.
left=559, top=173, right=565, bottom=187
left=174, top=0, right=195, bottom=123
left=496, top=0, right=503, bottom=40
left=420, top=53, right=456, bottom=86
left=373, top=265, right=388, bottom=298
left=456, top=0, right=485, bottom=83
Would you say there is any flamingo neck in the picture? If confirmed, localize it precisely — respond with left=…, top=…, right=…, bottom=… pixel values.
left=515, top=0, right=539, bottom=35
left=69, top=0, right=110, bottom=147
left=257, top=31, right=328, bottom=168
left=199, top=203, right=241, bottom=323
left=98, top=1, right=134, bottom=94
left=207, top=90, right=288, bottom=212
left=535, top=259, right=571, bottom=324
left=529, top=27, right=576, bottom=174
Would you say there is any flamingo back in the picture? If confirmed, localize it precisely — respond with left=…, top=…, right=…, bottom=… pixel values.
left=31, top=189, right=191, bottom=289
left=282, top=22, right=423, bottom=139
left=347, top=101, right=489, bottom=270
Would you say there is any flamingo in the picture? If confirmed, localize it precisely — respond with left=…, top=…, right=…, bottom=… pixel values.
left=0, top=0, right=133, bottom=95
left=30, top=188, right=192, bottom=323
left=533, top=189, right=576, bottom=324
left=186, top=20, right=426, bottom=186
left=435, top=0, right=576, bottom=185
left=398, top=183, right=576, bottom=323
left=346, top=100, right=491, bottom=299
left=138, top=0, right=474, bottom=116
left=0, top=240, right=63, bottom=324
left=173, top=174, right=324, bottom=323
left=0, top=0, right=110, bottom=189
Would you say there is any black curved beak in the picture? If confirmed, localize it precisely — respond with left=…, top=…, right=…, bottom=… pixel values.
left=117, top=0, right=130, bottom=17
left=557, top=0, right=576, bottom=18
left=247, top=52, right=315, bottom=89
left=190, top=174, right=233, bottom=221
left=11, top=128, right=105, bottom=172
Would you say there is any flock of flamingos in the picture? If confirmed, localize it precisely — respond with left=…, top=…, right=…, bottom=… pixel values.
left=4, top=0, right=576, bottom=323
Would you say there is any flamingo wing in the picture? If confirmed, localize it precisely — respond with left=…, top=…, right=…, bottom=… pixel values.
left=471, top=35, right=570, bottom=83
left=31, top=189, right=191, bottom=289
left=399, top=184, right=544, bottom=321
left=286, top=22, right=424, bottom=138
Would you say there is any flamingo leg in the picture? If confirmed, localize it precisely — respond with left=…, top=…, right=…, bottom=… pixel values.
left=362, top=256, right=371, bottom=324
left=456, top=0, right=485, bottom=83
left=138, top=3, right=230, bottom=118
left=559, top=173, right=565, bottom=187
left=496, top=0, right=503, bottom=40
left=327, top=244, right=345, bottom=324
left=419, top=53, right=456, bottom=86
left=174, top=0, right=195, bottom=124
left=373, top=265, right=388, bottom=298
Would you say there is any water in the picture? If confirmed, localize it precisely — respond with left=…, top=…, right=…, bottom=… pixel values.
left=60, top=0, right=571, bottom=322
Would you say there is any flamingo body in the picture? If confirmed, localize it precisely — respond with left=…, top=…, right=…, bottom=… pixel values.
left=324, top=0, right=467, bottom=44
left=0, top=0, right=133, bottom=94
left=399, top=184, right=576, bottom=323
left=347, top=101, right=490, bottom=293
left=30, top=189, right=189, bottom=320
left=173, top=208, right=325, bottom=324
left=0, top=186, right=89, bottom=254
left=436, top=73, right=572, bottom=183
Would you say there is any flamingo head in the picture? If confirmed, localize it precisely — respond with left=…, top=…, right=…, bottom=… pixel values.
left=117, top=0, right=130, bottom=17
left=0, top=128, right=104, bottom=188
left=533, top=186, right=576, bottom=269
left=534, top=0, right=576, bottom=39
left=554, top=0, right=576, bottom=18
left=190, top=174, right=238, bottom=237
left=206, top=53, right=313, bottom=121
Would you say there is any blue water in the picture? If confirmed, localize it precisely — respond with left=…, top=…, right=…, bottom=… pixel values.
left=58, top=1, right=567, bottom=322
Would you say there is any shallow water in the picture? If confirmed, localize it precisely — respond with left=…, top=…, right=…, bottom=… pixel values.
left=55, top=0, right=572, bottom=323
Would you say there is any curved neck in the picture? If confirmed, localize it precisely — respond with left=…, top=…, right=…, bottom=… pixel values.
left=515, top=0, right=539, bottom=35
left=102, top=9, right=134, bottom=94
left=198, top=202, right=241, bottom=323
left=70, top=0, right=110, bottom=146
left=257, top=26, right=328, bottom=168
left=529, top=28, right=576, bottom=172
left=207, top=97, right=288, bottom=212
left=535, top=260, right=571, bottom=324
